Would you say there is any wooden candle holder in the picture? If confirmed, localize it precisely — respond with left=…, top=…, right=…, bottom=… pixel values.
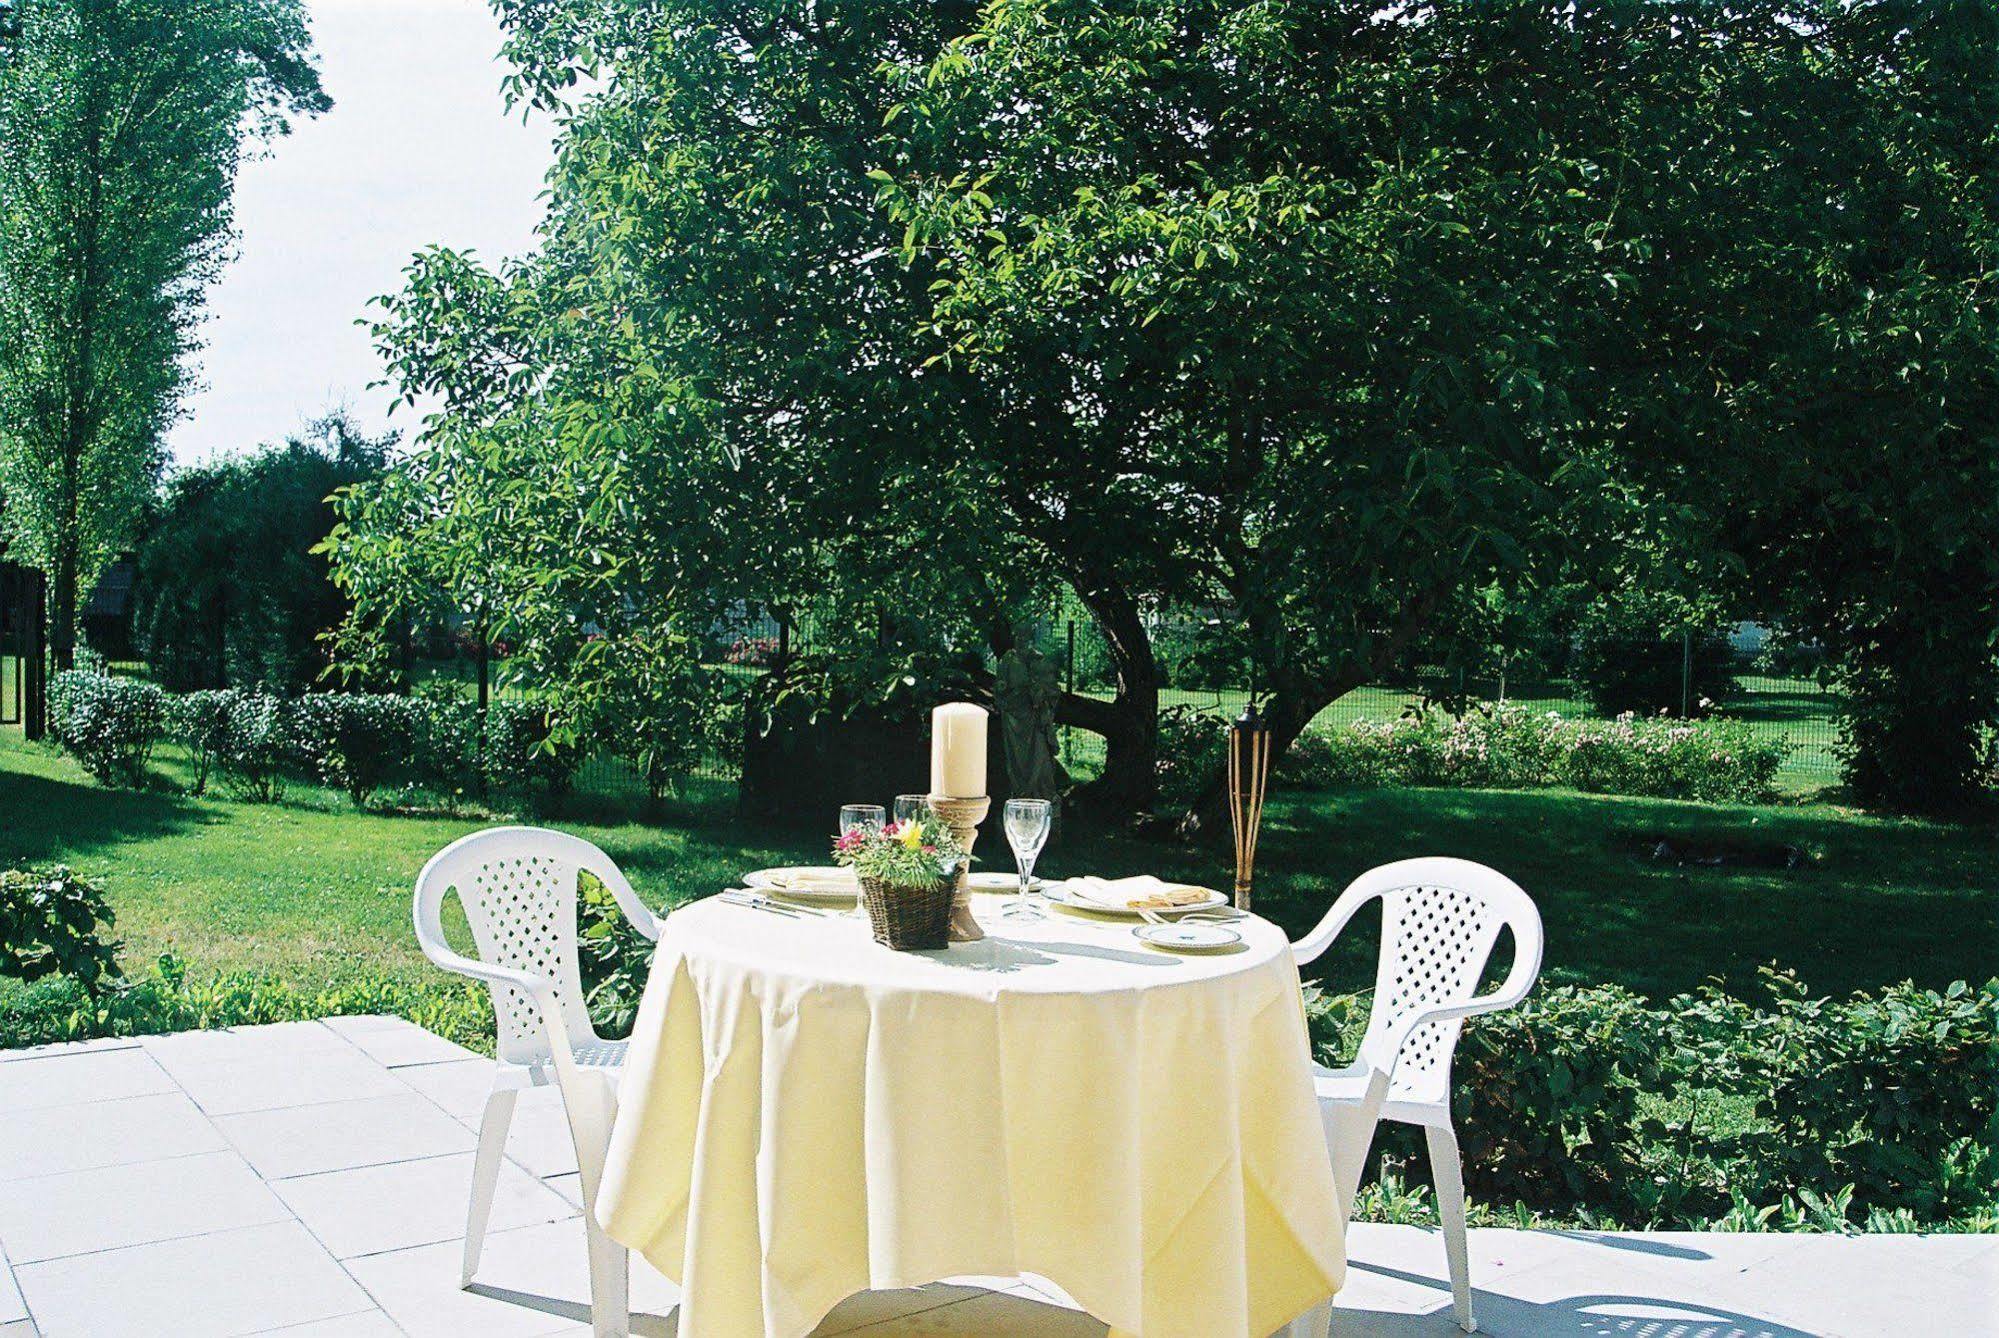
left=927, top=793, right=990, bottom=943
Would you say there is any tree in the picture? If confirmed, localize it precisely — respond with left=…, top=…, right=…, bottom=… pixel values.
left=0, top=0, right=327, bottom=669
left=135, top=412, right=391, bottom=692
left=334, top=0, right=1996, bottom=822
left=884, top=0, right=1998, bottom=820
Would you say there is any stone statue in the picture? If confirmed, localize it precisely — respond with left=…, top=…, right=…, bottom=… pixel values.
left=995, top=634, right=1069, bottom=828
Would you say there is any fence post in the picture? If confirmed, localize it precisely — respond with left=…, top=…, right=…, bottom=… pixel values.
left=1681, top=629, right=1692, bottom=717
left=1064, top=620, right=1076, bottom=765
left=476, top=613, right=490, bottom=713
left=22, top=569, right=46, bottom=741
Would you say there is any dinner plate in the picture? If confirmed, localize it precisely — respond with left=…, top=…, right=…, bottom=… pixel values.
left=741, top=866, right=858, bottom=901
left=966, top=872, right=1043, bottom=893
left=1133, top=921, right=1243, bottom=953
left=1045, top=881, right=1230, bottom=918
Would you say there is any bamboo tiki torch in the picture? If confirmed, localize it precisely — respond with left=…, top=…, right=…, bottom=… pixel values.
left=1227, top=702, right=1273, bottom=911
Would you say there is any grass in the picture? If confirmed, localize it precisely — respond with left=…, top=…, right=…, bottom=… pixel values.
left=2, top=728, right=1990, bottom=1005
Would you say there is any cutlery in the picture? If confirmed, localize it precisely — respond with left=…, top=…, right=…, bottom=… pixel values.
left=720, top=890, right=825, bottom=917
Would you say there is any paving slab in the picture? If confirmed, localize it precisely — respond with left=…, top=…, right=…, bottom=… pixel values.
left=0, top=1091, right=226, bottom=1181
left=0, top=1150, right=290, bottom=1264
left=271, top=1150, right=574, bottom=1259
left=215, top=1091, right=476, bottom=1180
left=157, top=1045, right=411, bottom=1118
left=396, top=1057, right=499, bottom=1120
left=247, top=1313, right=403, bottom=1336
left=0, top=1237, right=24, bottom=1325
left=322, top=1014, right=479, bottom=1068
left=11, top=1221, right=374, bottom=1338
left=0, top=1047, right=175, bottom=1113
left=342, top=1220, right=676, bottom=1338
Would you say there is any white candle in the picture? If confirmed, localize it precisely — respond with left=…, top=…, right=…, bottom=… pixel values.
left=930, top=702, right=988, bottom=798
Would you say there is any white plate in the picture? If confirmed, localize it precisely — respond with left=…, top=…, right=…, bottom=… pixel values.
left=742, top=866, right=857, bottom=901
left=1045, top=882, right=1230, bottom=918
left=1133, top=922, right=1243, bottom=953
left=967, top=872, right=1043, bottom=893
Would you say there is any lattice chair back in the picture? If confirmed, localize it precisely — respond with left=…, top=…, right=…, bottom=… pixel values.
left=414, top=826, right=655, bottom=1066
left=1293, top=857, right=1542, bottom=1106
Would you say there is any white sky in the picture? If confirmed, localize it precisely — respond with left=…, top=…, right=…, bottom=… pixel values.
left=167, top=0, right=556, bottom=463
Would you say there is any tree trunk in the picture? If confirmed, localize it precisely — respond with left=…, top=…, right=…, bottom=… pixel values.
left=1063, top=577, right=1161, bottom=820
left=1175, top=680, right=1347, bottom=841
left=49, top=541, right=78, bottom=672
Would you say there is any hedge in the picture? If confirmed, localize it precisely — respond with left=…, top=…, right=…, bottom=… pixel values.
left=44, top=675, right=574, bottom=810
left=1280, top=701, right=1789, bottom=803
left=1306, top=968, right=1998, bottom=1231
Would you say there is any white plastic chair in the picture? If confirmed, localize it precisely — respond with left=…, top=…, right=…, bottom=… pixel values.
left=1293, top=857, right=1543, bottom=1334
left=413, top=826, right=662, bottom=1338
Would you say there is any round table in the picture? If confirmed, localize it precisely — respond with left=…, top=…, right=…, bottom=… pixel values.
left=595, top=894, right=1343, bottom=1338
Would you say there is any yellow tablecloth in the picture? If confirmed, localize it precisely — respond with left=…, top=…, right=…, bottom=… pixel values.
left=595, top=895, right=1343, bottom=1337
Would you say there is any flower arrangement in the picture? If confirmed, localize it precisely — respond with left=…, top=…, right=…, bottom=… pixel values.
left=833, top=814, right=966, bottom=889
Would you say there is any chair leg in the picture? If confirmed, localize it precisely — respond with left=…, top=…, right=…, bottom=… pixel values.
left=584, top=1216, right=631, bottom=1338
left=1425, top=1123, right=1475, bottom=1333
left=566, top=1071, right=629, bottom=1338
left=463, top=1086, right=518, bottom=1286
left=1273, top=1296, right=1333, bottom=1338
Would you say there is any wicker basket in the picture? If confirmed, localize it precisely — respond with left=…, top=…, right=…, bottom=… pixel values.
left=859, top=873, right=955, bottom=950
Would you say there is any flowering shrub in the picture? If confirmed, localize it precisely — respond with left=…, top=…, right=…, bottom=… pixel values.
left=833, top=814, right=965, bottom=887
left=48, top=670, right=168, bottom=787
left=723, top=635, right=780, bottom=667
left=1281, top=702, right=1787, bottom=803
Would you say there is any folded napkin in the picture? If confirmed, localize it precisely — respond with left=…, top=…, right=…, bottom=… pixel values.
left=1067, top=875, right=1214, bottom=911
left=763, top=868, right=856, bottom=894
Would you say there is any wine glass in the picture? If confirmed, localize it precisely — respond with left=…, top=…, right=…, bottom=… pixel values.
left=893, top=793, right=929, bottom=827
left=838, top=804, right=885, bottom=839
left=1001, top=798, right=1053, bottom=921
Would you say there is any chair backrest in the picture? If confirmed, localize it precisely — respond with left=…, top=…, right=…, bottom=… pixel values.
left=1294, top=857, right=1542, bottom=1100
left=413, top=826, right=654, bottom=1065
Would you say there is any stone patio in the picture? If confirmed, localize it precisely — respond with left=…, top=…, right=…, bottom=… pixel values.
left=0, top=1018, right=1990, bottom=1338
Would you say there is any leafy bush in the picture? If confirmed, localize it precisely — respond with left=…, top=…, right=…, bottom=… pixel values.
left=0, top=953, right=491, bottom=1055
left=1282, top=702, right=1787, bottom=803
left=1307, top=969, right=1998, bottom=1230
left=170, top=689, right=236, bottom=795
left=1452, top=985, right=1668, bottom=1206
left=576, top=872, right=657, bottom=1038
left=1153, top=703, right=1229, bottom=811
left=47, top=669, right=168, bottom=787
left=213, top=690, right=299, bottom=802
left=1678, top=970, right=1999, bottom=1224
left=0, top=867, right=122, bottom=993
left=411, top=688, right=484, bottom=799
left=294, top=692, right=421, bottom=806
left=481, top=698, right=582, bottom=800
left=589, top=650, right=713, bottom=804
left=1570, top=606, right=1739, bottom=717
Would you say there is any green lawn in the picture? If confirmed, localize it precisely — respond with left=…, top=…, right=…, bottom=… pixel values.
left=3, top=729, right=1990, bottom=1005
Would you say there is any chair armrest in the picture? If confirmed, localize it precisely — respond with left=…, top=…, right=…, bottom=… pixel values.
left=415, top=941, right=579, bottom=1070
left=1291, top=885, right=1373, bottom=967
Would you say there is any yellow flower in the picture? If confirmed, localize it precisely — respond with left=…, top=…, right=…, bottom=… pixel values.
left=897, top=820, right=926, bottom=850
